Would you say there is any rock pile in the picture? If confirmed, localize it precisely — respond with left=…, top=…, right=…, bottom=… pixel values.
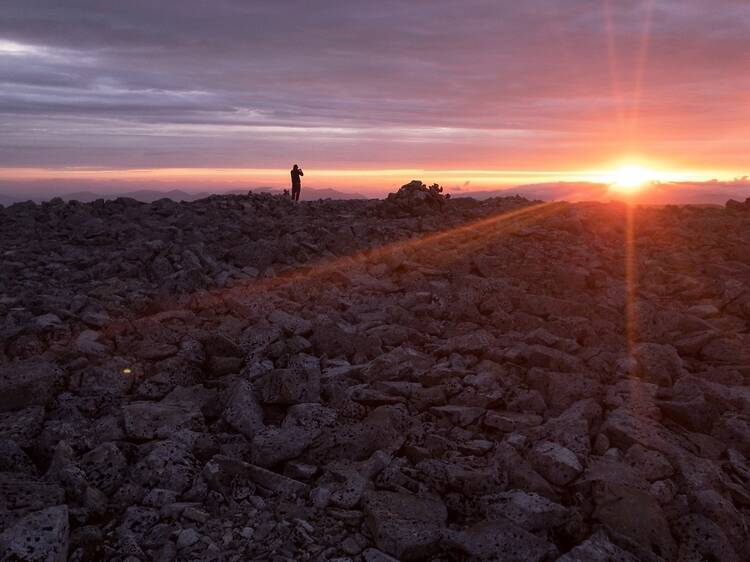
left=379, top=180, right=450, bottom=217
left=1, top=190, right=750, bottom=561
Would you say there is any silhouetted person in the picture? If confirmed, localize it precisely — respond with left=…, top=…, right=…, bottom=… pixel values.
left=290, top=164, right=304, bottom=201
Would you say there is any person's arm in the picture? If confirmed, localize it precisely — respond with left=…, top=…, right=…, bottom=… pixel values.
left=299, top=170, right=304, bottom=176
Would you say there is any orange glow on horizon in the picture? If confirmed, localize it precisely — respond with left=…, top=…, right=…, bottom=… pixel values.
left=0, top=162, right=740, bottom=196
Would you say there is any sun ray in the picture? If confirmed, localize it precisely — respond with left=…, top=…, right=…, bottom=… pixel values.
left=630, top=0, right=655, bottom=144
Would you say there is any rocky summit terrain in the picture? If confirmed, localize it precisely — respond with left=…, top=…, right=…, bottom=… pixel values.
left=2, top=182, right=750, bottom=562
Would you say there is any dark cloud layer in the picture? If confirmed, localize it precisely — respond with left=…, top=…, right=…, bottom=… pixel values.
left=0, top=0, right=748, bottom=172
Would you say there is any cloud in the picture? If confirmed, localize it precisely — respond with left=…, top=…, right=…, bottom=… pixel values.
left=0, top=0, right=748, bottom=171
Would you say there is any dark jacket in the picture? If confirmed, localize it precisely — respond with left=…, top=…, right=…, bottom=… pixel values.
left=291, top=167, right=304, bottom=187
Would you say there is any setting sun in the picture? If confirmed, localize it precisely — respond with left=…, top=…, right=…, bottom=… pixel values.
left=609, top=165, right=652, bottom=190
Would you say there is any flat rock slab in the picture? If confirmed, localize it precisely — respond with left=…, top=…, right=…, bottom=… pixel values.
left=0, top=473, right=65, bottom=528
left=444, top=519, right=558, bottom=561
left=0, top=406, right=45, bottom=447
left=259, top=367, right=321, bottom=405
left=527, top=441, right=582, bottom=486
left=556, top=531, right=639, bottom=562
left=0, top=505, right=69, bottom=562
left=363, top=490, right=447, bottom=561
left=122, top=400, right=205, bottom=440
left=0, top=360, right=64, bottom=412
left=481, top=490, right=569, bottom=531
left=202, top=455, right=309, bottom=497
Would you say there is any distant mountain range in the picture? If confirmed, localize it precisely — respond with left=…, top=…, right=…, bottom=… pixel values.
left=452, top=180, right=750, bottom=206
left=2, top=179, right=749, bottom=207
left=0, top=187, right=368, bottom=205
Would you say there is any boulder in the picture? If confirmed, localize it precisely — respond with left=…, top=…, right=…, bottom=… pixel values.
left=131, top=441, right=199, bottom=493
left=0, top=439, right=37, bottom=475
left=0, top=505, right=69, bottom=562
left=631, top=342, right=685, bottom=387
left=0, top=406, right=45, bottom=448
left=592, top=483, right=676, bottom=560
left=80, top=442, right=128, bottom=494
left=122, top=400, right=205, bottom=441
left=672, top=513, right=740, bottom=562
left=0, top=360, right=65, bottom=412
left=556, top=531, right=639, bottom=561
left=222, top=379, right=265, bottom=439
left=444, top=519, right=558, bottom=561
left=480, top=490, right=569, bottom=531
left=363, top=490, right=447, bottom=561
left=258, top=366, right=321, bottom=404
left=527, top=441, right=583, bottom=486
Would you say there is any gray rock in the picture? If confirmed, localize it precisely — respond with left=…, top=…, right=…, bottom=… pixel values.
left=592, top=483, right=676, bottom=560
left=202, top=454, right=308, bottom=497
left=0, top=439, right=37, bottom=475
left=0, top=360, right=65, bottom=412
left=480, top=490, right=569, bottom=531
left=672, top=513, right=740, bottom=562
left=176, top=527, right=201, bottom=549
left=0, top=406, right=45, bottom=448
left=0, top=505, right=69, bottom=562
left=123, top=400, right=205, bottom=441
left=444, top=519, right=558, bottom=561
left=556, top=531, right=639, bottom=561
left=80, top=442, right=128, bottom=494
left=0, top=473, right=65, bottom=528
left=222, top=379, right=265, bottom=439
left=527, top=441, right=583, bottom=486
left=363, top=490, right=447, bottom=561
left=132, top=441, right=199, bottom=493
left=631, top=342, right=685, bottom=387
left=258, top=366, right=321, bottom=404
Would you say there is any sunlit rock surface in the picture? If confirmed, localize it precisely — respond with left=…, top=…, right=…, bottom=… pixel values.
left=1, top=190, right=750, bottom=560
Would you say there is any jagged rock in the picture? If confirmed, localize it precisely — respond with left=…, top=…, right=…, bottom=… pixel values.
left=0, top=360, right=65, bottom=412
left=118, top=505, right=160, bottom=538
left=556, top=531, right=639, bottom=561
left=70, top=364, right=134, bottom=396
left=80, top=442, right=128, bottom=494
left=527, top=441, right=583, bottom=486
left=0, top=406, right=45, bottom=448
left=429, top=405, right=484, bottom=427
left=202, top=455, right=308, bottom=497
left=5, top=191, right=750, bottom=561
left=444, top=519, right=558, bottom=561
left=0, top=439, right=38, bottom=475
left=672, top=513, right=740, bottom=562
left=363, top=490, right=447, bottom=560
left=484, top=411, right=543, bottom=432
left=131, top=441, right=199, bottom=493
left=691, top=489, right=748, bottom=555
left=362, top=548, right=401, bottom=562
left=592, top=483, right=676, bottom=560
left=258, top=366, right=321, bottom=404
left=625, top=444, right=673, bottom=481
left=251, top=426, right=316, bottom=467
left=492, top=443, right=557, bottom=500
left=631, top=343, right=685, bottom=386
left=480, top=490, right=569, bottom=531
left=122, top=400, right=205, bottom=440
left=222, top=379, right=265, bottom=439
left=0, top=505, right=69, bottom=562
left=0, top=473, right=65, bottom=522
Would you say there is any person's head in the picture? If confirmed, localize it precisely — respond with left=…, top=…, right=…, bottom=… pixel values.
left=293, top=164, right=298, bottom=170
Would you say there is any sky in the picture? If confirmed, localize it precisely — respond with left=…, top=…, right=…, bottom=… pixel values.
left=0, top=0, right=748, bottom=196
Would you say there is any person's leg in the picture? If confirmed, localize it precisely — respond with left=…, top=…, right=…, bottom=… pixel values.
left=293, top=186, right=300, bottom=201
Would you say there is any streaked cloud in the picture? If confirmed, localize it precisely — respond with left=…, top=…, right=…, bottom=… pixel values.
left=0, top=0, right=748, bottom=190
